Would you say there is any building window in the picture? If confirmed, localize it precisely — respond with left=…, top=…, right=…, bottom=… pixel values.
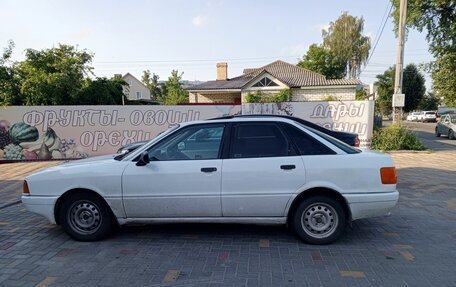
left=128, top=80, right=132, bottom=87
left=252, top=77, right=279, bottom=87
left=136, top=91, right=142, bottom=99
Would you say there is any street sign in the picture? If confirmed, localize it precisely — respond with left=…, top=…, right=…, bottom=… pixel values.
left=392, top=94, right=405, bottom=107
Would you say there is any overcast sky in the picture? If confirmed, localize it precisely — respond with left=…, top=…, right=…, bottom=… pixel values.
left=1, top=0, right=433, bottom=88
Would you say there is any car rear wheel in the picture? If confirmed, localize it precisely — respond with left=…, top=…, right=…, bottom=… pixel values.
left=59, top=192, right=114, bottom=241
left=291, top=196, right=346, bottom=245
left=449, top=130, right=455, bottom=140
left=435, top=127, right=441, bottom=137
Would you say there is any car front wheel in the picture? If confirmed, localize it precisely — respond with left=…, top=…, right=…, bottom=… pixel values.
left=449, top=130, right=455, bottom=140
left=59, top=192, right=114, bottom=241
left=291, top=196, right=346, bottom=245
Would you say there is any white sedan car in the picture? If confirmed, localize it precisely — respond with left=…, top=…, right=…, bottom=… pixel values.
left=406, top=112, right=420, bottom=121
left=22, top=116, right=399, bottom=244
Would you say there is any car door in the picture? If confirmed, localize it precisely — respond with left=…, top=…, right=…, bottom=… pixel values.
left=440, top=115, right=450, bottom=135
left=122, top=123, right=226, bottom=218
left=221, top=122, right=306, bottom=217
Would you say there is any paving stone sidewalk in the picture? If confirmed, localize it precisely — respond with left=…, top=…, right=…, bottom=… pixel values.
left=0, top=152, right=455, bottom=286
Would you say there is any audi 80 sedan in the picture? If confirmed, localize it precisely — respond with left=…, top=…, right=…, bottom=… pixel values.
left=22, top=117, right=398, bottom=244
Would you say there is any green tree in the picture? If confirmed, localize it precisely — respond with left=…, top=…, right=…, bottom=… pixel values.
left=0, top=40, right=22, bottom=105
left=322, top=12, right=371, bottom=79
left=164, top=70, right=188, bottom=105
left=375, top=64, right=426, bottom=115
left=376, top=67, right=395, bottom=116
left=142, top=70, right=163, bottom=101
left=16, top=44, right=93, bottom=105
left=391, top=0, right=455, bottom=57
left=78, top=77, right=126, bottom=105
left=298, top=44, right=346, bottom=79
left=391, top=0, right=456, bottom=107
left=402, top=64, right=426, bottom=112
left=356, top=88, right=367, bottom=100
left=418, top=92, right=440, bottom=111
left=430, top=54, right=456, bottom=107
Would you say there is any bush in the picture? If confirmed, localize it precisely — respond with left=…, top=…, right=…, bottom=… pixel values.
left=371, top=124, right=426, bottom=151
left=245, top=91, right=262, bottom=103
left=245, top=89, right=292, bottom=103
left=323, top=95, right=338, bottom=101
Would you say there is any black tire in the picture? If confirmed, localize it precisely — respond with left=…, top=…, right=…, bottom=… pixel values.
left=291, top=196, right=346, bottom=245
left=59, top=192, right=114, bottom=241
left=449, top=130, right=455, bottom=140
left=435, top=127, right=441, bottom=137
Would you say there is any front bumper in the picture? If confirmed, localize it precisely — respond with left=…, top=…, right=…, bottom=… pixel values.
left=21, top=195, right=59, bottom=224
left=343, top=191, right=399, bottom=221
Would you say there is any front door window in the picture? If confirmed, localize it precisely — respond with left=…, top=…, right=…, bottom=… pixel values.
left=148, top=125, right=225, bottom=161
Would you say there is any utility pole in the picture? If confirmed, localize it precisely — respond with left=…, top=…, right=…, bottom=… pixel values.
left=393, top=0, right=407, bottom=124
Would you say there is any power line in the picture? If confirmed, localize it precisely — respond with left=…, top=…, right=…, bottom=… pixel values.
left=94, top=56, right=299, bottom=64
left=362, top=1, right=393, bottom=73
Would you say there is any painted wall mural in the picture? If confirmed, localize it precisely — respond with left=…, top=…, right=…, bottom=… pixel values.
left=0, top=101, right=373, bottom=161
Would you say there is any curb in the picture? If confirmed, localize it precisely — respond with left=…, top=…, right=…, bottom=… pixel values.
left=386, top=150, right=433, bottom=154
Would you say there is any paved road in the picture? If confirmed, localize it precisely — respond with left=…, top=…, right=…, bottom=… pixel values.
left=0, top=153, right=455, bottom=286
left=388, top=120, right=456, bottom=151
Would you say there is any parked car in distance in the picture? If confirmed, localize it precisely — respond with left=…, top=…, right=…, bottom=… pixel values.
left=421, top=111, right=437, bottom=123
left=435, top=114, right=456, bottom=140
left=406, top=112, right=420, bottom=122
left=117, top=115, right=360, bottom=154
left=22, top=116, right=398, bottom=244
left=414, top=111, right=425, bottom=122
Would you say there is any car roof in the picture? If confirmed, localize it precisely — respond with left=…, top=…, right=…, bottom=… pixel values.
left=180, top=115, right=298, bottom=127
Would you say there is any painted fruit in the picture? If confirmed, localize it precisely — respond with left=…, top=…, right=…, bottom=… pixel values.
left=9, top=122, right=39, bottom=144
left=23, top=150, right=38, bottom=160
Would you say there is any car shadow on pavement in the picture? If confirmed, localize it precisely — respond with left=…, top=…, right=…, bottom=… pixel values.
left=0, top=180, right=24, bottom=210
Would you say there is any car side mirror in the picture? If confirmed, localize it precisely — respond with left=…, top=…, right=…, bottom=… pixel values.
left=136, top=151, right=150, bottom=166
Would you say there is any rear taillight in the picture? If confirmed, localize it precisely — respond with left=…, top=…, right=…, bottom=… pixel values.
left=354, top=136, right=360, bottom=147
left=380, top=167, right=397, bottom=184
left=23, top=180, right=30, bottom=195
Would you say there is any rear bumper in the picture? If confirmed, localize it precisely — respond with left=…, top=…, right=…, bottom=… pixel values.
left=21, top=195, right=58, bottom=224
left=343, top=191, right=399, bottom=220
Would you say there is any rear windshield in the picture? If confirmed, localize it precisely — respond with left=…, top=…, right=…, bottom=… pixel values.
left=294, top=121, right=361, bottom=154
left=425, top=112, right=435, bottom=115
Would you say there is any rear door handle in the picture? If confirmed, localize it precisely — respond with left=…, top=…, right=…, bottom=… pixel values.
left=280, top=165, right=296, bottom=170
left=201, top=167, right=217, bottom=173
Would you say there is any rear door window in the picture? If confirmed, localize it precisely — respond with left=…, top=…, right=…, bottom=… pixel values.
left=282, top=123, right=336, bottom=155
left=229, top=123, right=293, bottom=158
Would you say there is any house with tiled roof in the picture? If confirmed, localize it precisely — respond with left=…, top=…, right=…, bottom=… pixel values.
left=187, top=60, right=362, bottom=104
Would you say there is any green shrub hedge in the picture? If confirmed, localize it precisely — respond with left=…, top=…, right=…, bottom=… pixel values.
left=371, top=124, right=426, bottom=151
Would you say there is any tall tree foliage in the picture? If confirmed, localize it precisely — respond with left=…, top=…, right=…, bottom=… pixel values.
left=391, top=0, right=455, bottom=57
left=391, top=0, right=456, bottom=107
left=16, top=44, right=93, bottom=105
left=402, top=64, right=426, bottom=112
left=297, top=44, right=346, bottom=79
left=164, top=70, right=188, bottom=105
left=419, top=92, right=440, bottom=111
left=0, top=40, right=22, bottom=105
left=78, top=77, right=126, bottom=105
left=322, top=12, right=371, bottom=79
left=376, top=67, right=395, bottom=116
left=142, top=70, right=164, bottom=101
left=375, top=64, right=426, bottom=114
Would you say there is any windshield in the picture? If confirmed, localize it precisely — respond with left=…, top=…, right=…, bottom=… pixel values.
left=425, top=112, right=435, bottom=115
left=114, top=124, right=180, bottom=160
left=294, top=121, right=361, bottom=154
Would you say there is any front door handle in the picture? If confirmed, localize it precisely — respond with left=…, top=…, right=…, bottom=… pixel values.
left=280, top=165, right=296, bottom=170
left=201, top=167, right=217, bottom=173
